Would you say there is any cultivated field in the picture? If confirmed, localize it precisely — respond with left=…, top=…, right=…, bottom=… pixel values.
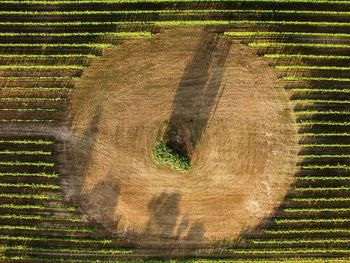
left=0, top=0, right=350, bottom=262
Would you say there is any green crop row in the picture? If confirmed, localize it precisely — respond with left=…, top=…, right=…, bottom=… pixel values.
left=295, top=110, right=350, bottom=115
left=0, top=182, right=59, bottom=189
left=1, top=255, right=139, bottom=263
left=0, top=65, right=85, bottom=69
left=293, top=99, right=350, bottom=104
left=3, top=87, right=71, bottom=93
left=0, top=150, right=51, bottom=155
left=1, top=20, right=350, bottom=28
left=0, top=161, right=54, bottom=167
left=0, top=31, right=152, bottom=37
left=2, top=245, right=133, bottom=255
left=2, top=9, right=350, bottom=16
left=0, top=139, right=54, bottom=145
left=297, top=175, right=350, bottom=181
left=226, top=31, right=350, bottom=39
left=231, top=248, right=350, bottom=254
left=0, top=119, right=56, bottom=123
left=291, top=88, right=350, bottom=94
left=0, top=193, right=63, bottom=200
left=251, top=238, right=350, bottom=244
left=0, top=225, right=94, bottom=233
left=301, top=154, right=350, bottom=158
left=4, top=0, right=350, bottom=3
left=0, top=97, right=64, bottom=101
left=300, top=143, right=350, bottom=147
left=284, top=76, right=350, bottom=82
left=300, top=132, right=350, bottom=137
left=298, top=121, right=350, bottom=126
left=265, top=228, right=350, bottom=234
left=265, top=54, right=350, bottom=60
left=0, top=76, right=69, bottom=80
left=0, top=214, right=82, bottom=223
left=0, top=234, right=112, bottom=244
left=0, top=43, right=114, bottom=48
left=276, top=65, right=350, bottom=71
left=289, top=197, right=350, bottom=202
left=249, top=42, right=350, bottom=49
left=293, top=186, right=350, bottom=191
left=301, top=164, right=350, bottom=169
left=0, top=203, right=75, bottom=211
left=0, top=108, right=58, bottom=112
left=284, top=207, right=350, bottom=213
left=0, top=54, right=96, bottom=59
left=0, top=172, right=58, bottom=178
left=274, top=217, right=350, bottom=224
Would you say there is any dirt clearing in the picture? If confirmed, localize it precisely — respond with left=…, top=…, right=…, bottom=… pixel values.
left=66, top=27, right=299, bottom=247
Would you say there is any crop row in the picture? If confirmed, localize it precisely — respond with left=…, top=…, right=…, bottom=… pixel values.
left=288, top=197, right=350, bottom=202
left=265, top=228, right=350, bottom=234
left=2, top=0, right=350, bottom=4
left=295, top=110, right=350, bottom=115
left=265, top=54, right=350, bottom=60
left=0, top=108, right=58, bottom=112
left=0, top=119, right=55, bottom=123
left=297, top=176, right=350, bottom=181
left=0, top=161, right=54, bottom=167
left=298, top=121, right=350, bottom=126
left=0, top=193, right=63, bottom=200
left=0, top=203, right=74, bottom=211
left=249, top=42, right=350, bottom=49
left=294, top=99, right=350, bottom=104
left=301, top=164, right=350, bottom=169
left=274, top=218, right=350, bottom=224
left=0, top=139, right=54, bottom=145
left=283, top=76, right=350, bottom=82
left=0, top=245, right=133, bottom=255
left=231, top=248, right=350, bottom=254
left=283, top=207, right=350, bottom=213
left=0, top=65, right=85, bottom=69
left=0, top=150, right=51, bottom=155
left=0, top=214, right=82, bottom=223
left=0, top=225, right=94, bottom=233
left=0, top=20, right=349, bottom=27
left=300, top=154, right=350, bottom=158
left=226, top=31, right=350, bottom=38
left=0, top=97, right=64, bottom=102
left=0, top=43, right=113, bottom=48
left=0, top=234, right=112, bottom=244
left=0, top=182, right=59, bottom=189
left=300, top=132, right=350, bottom=137
left=292, top=89, right=350, bottom=94
left=0, top=172, right=57, bottom=178
left=2, top=9, right=350, bottom=16
left=276, top=65, right=350, bottom=70
left=251, top=238, right=350, bottom=244
left=293, top=186, right=350, bottom=191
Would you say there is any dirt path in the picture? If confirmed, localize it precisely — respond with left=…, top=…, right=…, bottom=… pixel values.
left=66, top=27, right=299, bottom=248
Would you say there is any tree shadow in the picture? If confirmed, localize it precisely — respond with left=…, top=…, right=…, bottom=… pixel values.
left=65, top=104, right=103, bottom=198
left=142, top=191, right=205, bottom=251
left=77, top=171, right=122, bottom=231
left=166, top=28, right=232, bottom=155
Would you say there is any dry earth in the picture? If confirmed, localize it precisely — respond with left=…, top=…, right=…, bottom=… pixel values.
left=66, top=27, right=299, bottom=247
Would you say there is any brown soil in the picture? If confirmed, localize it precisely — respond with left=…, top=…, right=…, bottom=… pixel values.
left=66, top=27, right=299, bottom=247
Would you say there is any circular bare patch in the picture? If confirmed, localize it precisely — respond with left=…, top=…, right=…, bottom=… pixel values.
left=67, top=28, right=299, bottom=247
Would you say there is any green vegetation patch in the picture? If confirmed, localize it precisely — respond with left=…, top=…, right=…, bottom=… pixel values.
left=152, top=139, right=191, bottom=173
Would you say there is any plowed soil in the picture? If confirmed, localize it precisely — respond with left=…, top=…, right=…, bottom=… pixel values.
left=66, top=27, right=299, bottom=248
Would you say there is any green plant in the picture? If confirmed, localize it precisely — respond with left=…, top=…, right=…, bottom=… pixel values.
left=152, top=139, right=191, bottom=173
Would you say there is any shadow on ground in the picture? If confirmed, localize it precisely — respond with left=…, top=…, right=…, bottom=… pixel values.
left=167, top=28, right=232, bottom=151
